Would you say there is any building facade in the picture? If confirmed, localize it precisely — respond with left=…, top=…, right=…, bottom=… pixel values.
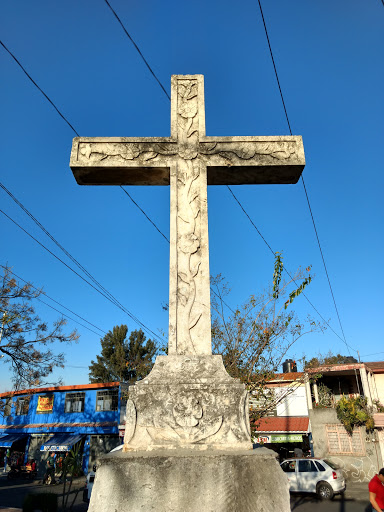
left=0, top=382, right=125, bottom=475
left=306, top=362, right=384, bottom=483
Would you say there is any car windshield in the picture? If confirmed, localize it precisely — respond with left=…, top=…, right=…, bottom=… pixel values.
left=324, top=459, right=339, bottom=470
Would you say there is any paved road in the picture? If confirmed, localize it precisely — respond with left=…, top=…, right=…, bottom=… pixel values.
left=0, top=472, right=373, bottom=512
left=0, top=473, right=88, bottom=511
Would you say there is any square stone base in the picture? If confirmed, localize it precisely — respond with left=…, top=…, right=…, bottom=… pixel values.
left=89, top=448, right=290, bottom=512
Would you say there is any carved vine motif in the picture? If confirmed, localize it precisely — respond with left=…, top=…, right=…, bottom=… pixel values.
left=176, top=79, right=203, bottom=353
left=200, top=142, right=296, bottom=161
left=78, top=142, right=178, bottom=163
left=177, top=160, right=202, bottom=352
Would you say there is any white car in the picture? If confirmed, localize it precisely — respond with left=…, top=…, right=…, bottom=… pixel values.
left=280, top=458, right=346, bottom=499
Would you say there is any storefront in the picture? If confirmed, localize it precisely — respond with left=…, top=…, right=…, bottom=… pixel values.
left=252, top=416, right=311, bottom=462
left=0, top=433, right=30, bottom=468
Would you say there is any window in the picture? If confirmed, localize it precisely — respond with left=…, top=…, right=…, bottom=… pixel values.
left=15, top=396, right=30, bottom=415
left=65, top=392, right=85, bottom=413
left=315, top=461, right=326, bottom=472
left=326, top=424, right=365, bottom=455
left=96, top=390, right=118, bottom=412
left=281, top=460, right=296, bottom=473
left=298, top=460, right=317, bottom=473
left=1, top=397, right=12, bottom=416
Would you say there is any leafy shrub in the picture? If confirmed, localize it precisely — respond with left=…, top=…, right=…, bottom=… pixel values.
left=336, top=395, right=374, bottom=435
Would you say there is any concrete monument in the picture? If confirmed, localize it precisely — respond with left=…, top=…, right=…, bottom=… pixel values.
left=70, top=75, right=305, bottom=511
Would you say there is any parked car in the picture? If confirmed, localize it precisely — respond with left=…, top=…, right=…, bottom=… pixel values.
left=280, top=458, right=346, bottom=499
left=82, top=465, right=96, bottom=503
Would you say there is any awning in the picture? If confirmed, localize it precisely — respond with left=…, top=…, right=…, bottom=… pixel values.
left=0, top=433, right=29, bottom=448
left=40, top=434, right=84, bottom=452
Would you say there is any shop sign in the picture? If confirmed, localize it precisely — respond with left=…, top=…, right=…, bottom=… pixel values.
left=37, top=395, right=54, bottom=413
left=253, top=435, right=271, bottom=444
left=271, top=434, right=303, bottom=443
left=253, top=434, right=303, bottom=444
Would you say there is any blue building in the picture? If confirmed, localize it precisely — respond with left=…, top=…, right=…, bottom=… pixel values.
left=0, top=382, right=126, bottom=475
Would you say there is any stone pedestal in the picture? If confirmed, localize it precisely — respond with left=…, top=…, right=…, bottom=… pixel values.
left=123, top=355, right=252, bottom=451
left=89, top=448, right=290, bottom=512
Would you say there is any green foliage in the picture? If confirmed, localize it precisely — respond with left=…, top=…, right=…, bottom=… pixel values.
left=304, top=351, right=358, bottom=369
left=0, top=266, right=78, bottom=392
left=314, top=383, right=333, bottom=408
left=61, top=443, right=84, bottom=511
left=336, top=395, right=375, bottom=435
left=89, top=325, right=157, bottom=383
left=211, top=253, right=324, bottom=414
left=373, top=399, right=384, bottom=413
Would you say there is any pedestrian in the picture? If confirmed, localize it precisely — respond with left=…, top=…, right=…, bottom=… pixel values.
left=368, top=468, right=384, bottom=512
left=43, top=452, right=56, bottom=485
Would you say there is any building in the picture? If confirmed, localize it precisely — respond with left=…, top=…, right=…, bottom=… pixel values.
left=251, top=371, right=312, bottom=460
left=0, top=382, right=126, bottom=475
left=306, top=362, right=384, bottom=483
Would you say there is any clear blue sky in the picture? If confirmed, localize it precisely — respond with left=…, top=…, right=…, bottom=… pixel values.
left=0, top=0, right=383, bottom=391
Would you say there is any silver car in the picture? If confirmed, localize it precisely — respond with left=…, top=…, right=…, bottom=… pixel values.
left=280, top=458, right=346, bottom=499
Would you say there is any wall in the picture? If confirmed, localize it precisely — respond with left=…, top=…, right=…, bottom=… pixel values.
left=309, top=408, right=382, bottom=483
left=374, top=374, right=384, bottom=403
left=0, top=387, right=119, bottom=428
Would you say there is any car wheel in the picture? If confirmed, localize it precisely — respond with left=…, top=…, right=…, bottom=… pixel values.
left=317, top=482, right=334, bottom=500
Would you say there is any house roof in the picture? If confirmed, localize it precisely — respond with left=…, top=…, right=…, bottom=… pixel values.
left=252, top=416, right=309, bottom=433
left=269, top=372, right=304, bottom=382
left=364, top=362, right=384, bottom=372
left=0, top=382, right=120, bottom=398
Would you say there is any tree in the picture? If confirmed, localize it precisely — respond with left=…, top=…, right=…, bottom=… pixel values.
left=89, top=325, right=157, bottom=383
left=0, top=266, right=78, bottom=391
left=304, top=351, right=358, bottom=369
left=211, top=253, right=325, bottom=423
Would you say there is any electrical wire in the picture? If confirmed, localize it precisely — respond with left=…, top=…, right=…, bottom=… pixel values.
left=0, top=40, right=79, bottom=136
left=256, top=0, right=357, bottom=356
left=0, top=208, right=162, bottom=342
left=0, top=264, right=107, bottom=335
left=103, top=0, right=170, bottom=101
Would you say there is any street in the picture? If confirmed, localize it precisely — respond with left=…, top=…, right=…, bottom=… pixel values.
left=0, top=472, right=373, bottom=512
left=0, top=473, right=87, bottom=511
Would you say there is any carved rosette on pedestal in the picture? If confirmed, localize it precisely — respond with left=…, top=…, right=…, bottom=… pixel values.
left=123, top=355, right=252, bottom=451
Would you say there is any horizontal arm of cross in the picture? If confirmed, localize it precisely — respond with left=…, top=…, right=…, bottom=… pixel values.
left=200, top=136, right=305, bottom=185
left=70, top=135, right=305, bottom=186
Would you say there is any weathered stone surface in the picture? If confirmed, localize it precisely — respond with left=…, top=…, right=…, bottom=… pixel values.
left=89, top=448, right=290, bottom=512
left=70, top=74, right=305, bottom=359
left=70, top=75, right=303, bottom=511
left=123, top=355, right=252, bottom=451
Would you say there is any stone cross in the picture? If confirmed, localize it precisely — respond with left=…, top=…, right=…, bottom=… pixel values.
left=70, top=74, right=305, bottom=357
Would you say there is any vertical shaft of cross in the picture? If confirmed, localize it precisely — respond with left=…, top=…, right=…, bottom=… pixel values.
left=168, top=75, right=212, bottom=356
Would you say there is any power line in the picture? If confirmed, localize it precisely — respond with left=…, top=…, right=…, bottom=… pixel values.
left=256, top=0, right=357, bottom=357
left=102, top=1, right=355, bottom=341
left=2, top=25, right=348, bottom=345
left=0, top=39, right=79, bottom=136
left=119, top=187, right=236, bottom=314
left=0, top=265, right=107, bottom=336
left=0, top=207, right=162, bottom=342
left=103, top=0, right=170, bottom=101
left=120, top=186, right=169, bottom=243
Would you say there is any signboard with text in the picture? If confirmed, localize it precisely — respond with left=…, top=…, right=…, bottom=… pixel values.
left=36, top=395, right=54, bottom=413
left=253, top=434, right=303, bottom=444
